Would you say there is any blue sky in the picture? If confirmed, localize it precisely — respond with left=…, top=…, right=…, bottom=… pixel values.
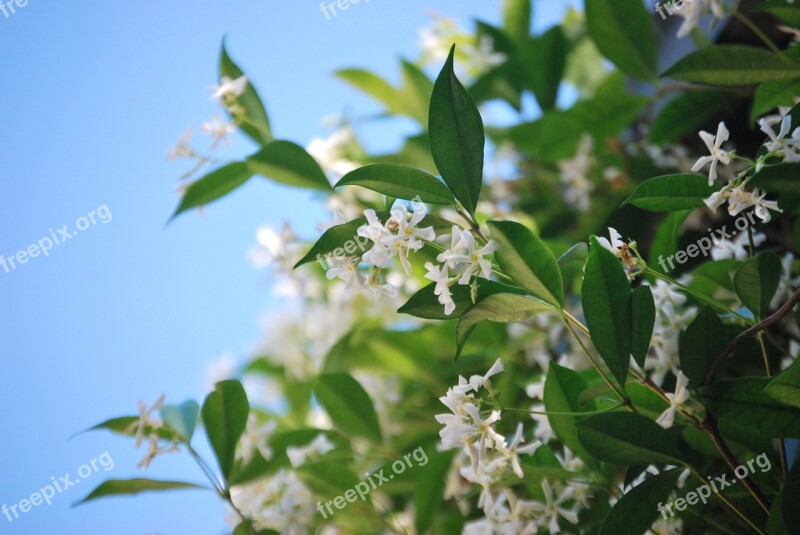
left=0, top=1, right=577, bottom=533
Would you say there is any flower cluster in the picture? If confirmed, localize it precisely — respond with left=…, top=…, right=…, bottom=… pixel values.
left=418, top=15, right=507, bottom=77
left=125, top=395, right=180, bottom=469
left=697, top=119, right=790, bottom=224
left=436, top=359, right=583, bottom=533
left=166, top=74, right=248, bottom=179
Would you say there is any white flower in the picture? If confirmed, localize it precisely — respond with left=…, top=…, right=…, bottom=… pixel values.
left=365, top=268, right=398, bottom=301
left=711, top=231, right=767, bottom=261
left=760, top=114, right=800, bottom=162
left=238, top=416, right=276, bottom=464
left=210, top=75, right=248, bottom=102
left=286, top=433, right=335, bottom=468
left=487, top=423, right=540, bottom=477
left=530, top=480, right=579, bottom=534
left=467, top=358, right=504, bottom=391
left=201, top=115, right=237, bottom=150
left=656, top=371, right=690, bottom=429
left=167, top=128, right=194, bottom=160
left=596, top=227, right=625, bottom=256
left=325, top=256, right=365, bottom=291
left=692, top=122, right=732, bottom=185
left=128, top=394, right=165, bottom=449
left=385, top=204, right=436, bottom=274
left=558, top=134, right=595, bottom=211
left=424, top=261, right=457, bottom=315
left=306, top=126, right=360, bottom=180
left=438, top=226, right=497, bottom=285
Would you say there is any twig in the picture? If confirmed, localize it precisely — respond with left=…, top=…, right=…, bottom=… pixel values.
left=705, top=288, right=800, bottom=384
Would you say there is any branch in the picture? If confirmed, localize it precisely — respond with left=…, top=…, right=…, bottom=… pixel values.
left=704, top=288, right=800, bottom=384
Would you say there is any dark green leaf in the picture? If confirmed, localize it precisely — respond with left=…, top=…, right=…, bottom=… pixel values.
left=314, top=374, right=382, bottom=443
left=652, top=91, right=740, bottom=145
left=247, top=140, right=330, bottom=191
left=544, top=363, right=597, bottom=464
left=751, top=78, right=800, bottom=124
left=335, top=164, right=453, bottom=204
left=749, top=163, right=800, bottom=195
left=765, top=359, right=800, bottom=408
left=631, top=285, right=655, bottom=368
left=503, top=0, right=531, bottom=44
left=663, top=45, right=800, bottom=85
left=582, top=237, right=632, bottom=386
left=171, top=162, right=253, bottom=220
left=734, top=253, right=782, bottom=317
left=576, top=412, right=686, bottom=465
left=219, top=40, right=272, bottom=145
left=679, top=307, right=729, bottom=386
left=455, top=294, right=554, bottom=359
left=522, top=26, right=568, bottom=110
left=415, top=449, right=455, bottom=534
left=398, top=279, right=527, bottom=320
left=585, top=0, right=658, bottom=81
left=649, top=211, right=691, bottom=276
left=487, top=220, right=564, bottom=307
left=697, top=378, right=800, bottom=438
left=624, top=174, right=721, bottom=212
left=201, top=380, right=249, bottom=480
left=75, top=479, right=203, bottom=506
left=748, top=0, right=800, bottom=26
left=599, top=470, right=681, bottom=535
left=429, top=46, right=485, bottom=214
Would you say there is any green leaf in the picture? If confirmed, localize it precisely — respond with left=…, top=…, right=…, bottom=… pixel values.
left=624, top=174, right=721, bottom=212
left=544, top=363, right=597, bottom=464
left=455, top=294, right=555, bottom=359
left=74, top=479, right=203, bottom=506
left=400, top=60, right=435, bottom=125
left=247, top=140, right=330, bottom=191
left=160, top=400, right=199, bottom=442
left=558, top=242, right=589, bottom=289
left=398, top=279, right=527, bottom=320
left=663, top=45, right=800, bottom=86
left=679, top=307, right=729, bottom=386
left=652, top=91, right=740, bottom=145
left=585, top=0, right=658, bottom=81
left=765, top=359, right=800, bottom=408
left=748, top=0, right=800, bottom=27
left=781, top=457, right=800, bottom=530
left=697, top=378, right=800, bottom=438
left=170, top=162, right=253, bottom=220
left=630, top=285, right=655, bottom=368
left=219, top=40, right=272, bottom=145
left=487, top=220, right=564, bottom=307
left=749, top=163, right=800, bottom=195
left=576, top=412, right=686, bottom=465
left=582, top=237, right=632, bottom=386
left=295, top=461, right=364, bottom=500
left=734, top=253, right=782, bottom=318
left=751, top=78, right=800, bottom=124
left=314, top=373, right=382, bottom=443
left=503, top=0, right=531, bottom=44
left=79, top=416, right=176, bottom=442
left=649, top=211, right=691, bottom=276
left=522, top=26, right=568, bottom=110
left=201, top=380, right=249, bottom=480
left=335, top=164, right=453, bottom=204
left=599, top=470, right=681, bottom=535
left=429, top=46, right=485, bottom=215
left=415, top=449, right=455, bottom=534
left=335, top=68, right=402, bottom=114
